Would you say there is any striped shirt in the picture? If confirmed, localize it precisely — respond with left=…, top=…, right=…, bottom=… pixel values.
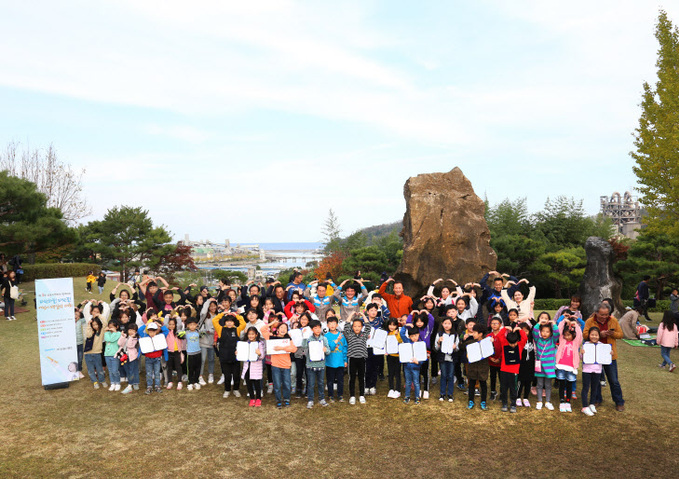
left=343, top=322, right=371, bottom=359
left=532, top=323, right=560, bottom=378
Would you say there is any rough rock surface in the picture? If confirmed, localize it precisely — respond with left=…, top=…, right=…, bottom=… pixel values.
left=395, top=167, right=497, bottom=299
left=578, top=236, right=625, bottom=319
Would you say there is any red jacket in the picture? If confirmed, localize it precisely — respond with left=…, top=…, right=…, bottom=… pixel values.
left=488, top=329, right=503, bottom=368
left=496, top=327, right=527, bottom=374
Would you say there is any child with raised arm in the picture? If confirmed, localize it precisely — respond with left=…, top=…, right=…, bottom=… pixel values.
left=555, top=317, right=582, bottom=413
left=344, top=313, right=371, bottom=405
left=214, top=312, right=245, bottom=398
left=400, top=325, right=422, bottom=405
left=533, top=317, right=559, bottom=411
left=303, top=319, right=330, bottom=408
left=325, top=316, right=347, bottom=402
left=461, top=323, right=490, bottom=410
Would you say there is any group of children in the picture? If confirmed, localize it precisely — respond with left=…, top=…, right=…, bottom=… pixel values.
left=72, top=271, right=632, bottom=416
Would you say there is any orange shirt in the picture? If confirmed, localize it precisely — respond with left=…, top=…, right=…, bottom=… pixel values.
left=378, top=282, right=413, bottom=319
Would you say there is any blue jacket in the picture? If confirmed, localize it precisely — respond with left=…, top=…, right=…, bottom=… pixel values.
left=138, top=324, right=170, bottom=361
left=479, top=272, right=519, bottom=307
left=325, top=330, right=348, bottom=368
left=399, top=325, right=423, bottom=373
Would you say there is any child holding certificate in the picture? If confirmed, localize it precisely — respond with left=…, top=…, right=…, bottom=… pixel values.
left=400, top=326, right=422, bottom=405
left=302, top=320, right=329, bottom=409
left=263, top=322, right=297, bottom=408
left=461, top=323, right=490, bottom=410
left=384, top=318, right=403, bottom=399
left=241, top=327, right=265, bottom=407
left=434, top=317, right=459, bottom=402
left=581, top=326, right=602, bottom=416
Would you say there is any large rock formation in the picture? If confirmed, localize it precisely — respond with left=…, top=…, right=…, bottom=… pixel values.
left=578, top=237, right=625, bottom=320
left=395, top=167, right=497, bottom=299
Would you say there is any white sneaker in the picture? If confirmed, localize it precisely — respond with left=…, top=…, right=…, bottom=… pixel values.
left=223, top=391, right=230, bottom=398
left=182, top=374, right=188, bottom=382
left=114, top=384, right=121, bottom=391
left=233, top=390, right=241, bottom=398
left=359, top=396, right=366, bottom=404
left=199, top=376, right=206, bottom=386
left=423, top=391, right=429, bottom=400
left=393, top=391, right=401, bottom=399
left=166, top=382, right=174, bottom=390
left=545, top=402, right=554, bottom=411
left=387, top=389, right=394, bottom=398
left=536, top=402, right=543, bottom=410
left=582, top=407, right=594, bottom=416
left=120, top=377, right=128, bottom=383
left=93, top=382, right=100, bottom=389
left=267, top=384, right=274, bottom=395
left=566, top=403, right=572, bottom=413
left=187, top=384, right=194, bottom=391
left=523, top=399, right=530, bottom=408
left=108, top=384, right=115, bottom=391
left=121, top=385, right=133, bottom=394
left=217, top=374, right=225, bottom=385
left=589, top=404, right=597, bottom=414
left=208, top=374, right=214, bottom=384
left=559, top=403, right=566, bottom=412
left=369, top=387, right=377, bottom=396
left=100, top=382, right=108, bottom=389
left=195, top=383, right=201, bottom=390
left=349, top=396, right=356, bottom=405
left=516, top=398, right=522, bottom=407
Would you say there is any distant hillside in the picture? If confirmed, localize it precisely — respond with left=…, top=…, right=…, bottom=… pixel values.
left=352, top=221, right=402, bottom=245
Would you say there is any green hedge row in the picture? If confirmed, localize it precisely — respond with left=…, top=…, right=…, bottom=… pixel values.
left=20, top=263, right=101, bottom=282
left=533, top=298, right=672, bottom=313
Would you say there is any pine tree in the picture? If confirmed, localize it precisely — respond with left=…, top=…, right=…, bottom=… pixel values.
left=631, top=11, right=679, bottom=236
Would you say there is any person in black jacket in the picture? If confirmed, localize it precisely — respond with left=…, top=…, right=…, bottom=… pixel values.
left=216, top=313, right=242, bottom=398
left=2, top=270, right=18, bottom=320
left=634, top=275, right=652, bottom=322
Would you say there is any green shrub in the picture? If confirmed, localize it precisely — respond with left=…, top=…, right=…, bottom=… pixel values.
left=534, top=299, right=672, bottom=313
left=22, top=263, right=100, bottom=282
left=533, top=299, right=571, bottom=311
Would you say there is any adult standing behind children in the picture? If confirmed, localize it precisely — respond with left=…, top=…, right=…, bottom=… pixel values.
left=379, top=278, right=413, bottom=320
left=634, top=275, right=652, bottom=322
left=583, top=302, right=625, bottom=412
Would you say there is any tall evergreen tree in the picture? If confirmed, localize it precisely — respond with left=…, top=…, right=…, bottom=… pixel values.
left=631, top=10, right=679, bottom=236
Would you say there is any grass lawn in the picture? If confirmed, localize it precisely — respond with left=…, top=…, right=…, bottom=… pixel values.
left=1, top=278, right=677, bottom=478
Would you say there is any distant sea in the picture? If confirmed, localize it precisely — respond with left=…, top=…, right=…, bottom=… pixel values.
left=254, top=242, right=324, bottom=251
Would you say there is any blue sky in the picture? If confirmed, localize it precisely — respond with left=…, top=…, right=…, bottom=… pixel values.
left=1, top=1, right=676, bottom=243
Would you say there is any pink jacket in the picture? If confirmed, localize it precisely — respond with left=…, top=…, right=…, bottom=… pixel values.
left=166, top=330, right=187, bottom=352
left=555, top=320, right=582, bottom=371
left=117, top=335, right=139, bottom=362
left=656, top=323, right=679, bottom=348
left=240, top=340, right=266, bottom=380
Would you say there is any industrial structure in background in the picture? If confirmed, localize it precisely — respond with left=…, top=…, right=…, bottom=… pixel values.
left=600, top=191, right=645, bottom=239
